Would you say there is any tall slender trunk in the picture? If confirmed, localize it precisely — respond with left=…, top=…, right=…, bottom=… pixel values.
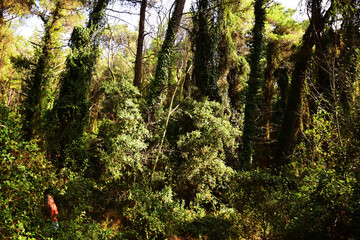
left=22, top=0, right=63, bottom=141
left=0, top=41, right=7, bottom=99
left=240, top=0, right=266, bottom=169
left=147, top=0, right=186, bottom=106
left=338, top=0, right=359, bottom=116
left=134, top=0, right=147, bottom=88
left=262, top=41, right=277, bottom=141
left=193, top=0, right=222, bottom=102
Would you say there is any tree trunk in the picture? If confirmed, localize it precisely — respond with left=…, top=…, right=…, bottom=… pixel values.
left=134, top=0, right=147, bottom=88
left=192, top=0, right=222, bottom=102
left=338, top=0, right=360, bottom=116
left=262, top=41, right=277, bottom=141
left=22, top=0, right=63, bottom=141
left=147, top=0, right=186, bottom=106
left=0, top=41, right=7, bottom=99
left=240, top=0, right=266, bottom=169
left=47, top=0, right=109, bottom=170
left=275, top=0, right=336, bottom=166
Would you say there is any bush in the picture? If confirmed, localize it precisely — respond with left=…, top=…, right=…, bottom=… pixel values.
left=167, top=99, right=239, bottom=206
left=0, top=105, right=56, bottom=238
left=124, top=184, right=243, bottom=240
left=89, top=77, right=148, bottom=185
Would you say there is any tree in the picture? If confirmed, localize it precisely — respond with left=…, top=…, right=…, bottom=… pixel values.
left=133, top=0, right=147, bottom=88
left=276, top=0, right=336, bottom=166
left=147, top=0, right=186, bottom=106
left=22, top=0, right=66, bottom=141
left=192, top=0, right=222, bottom=102
left=46, top=0, right=109, bottom=170
left=89, top=24, right=137, bottom=132
left=240, top=0, right=266, bottom=169
left=256, top=4, right=305, bottom=168
left=337, top=0, right=360, bottom=116
left=219, top=0, right=253, bottom=111
left=0, top=0, right=33, bottom=25
left=0, top=0, right=33, bottom=105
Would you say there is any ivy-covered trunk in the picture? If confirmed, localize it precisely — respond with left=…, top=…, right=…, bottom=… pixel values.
left=240, top=0, right=266, bottom=170
left=192, top=0, right=222, bottom=102
left=46, top=0, right=109, bottom=170
left=262, top=41, right=277, bottom=142
left=276, top=0, right=335, bottom=166
left=147, top=0, right=186, bottom=106
left=22, top=0, right=64, bottom=141
left=338, top=0, right=360, bottom=116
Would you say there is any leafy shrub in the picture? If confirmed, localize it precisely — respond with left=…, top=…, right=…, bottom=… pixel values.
left=185, top=214, right=241, bottom=240
left=225, top=109, right=360, bottom=239
left=167, top=99, right=239, bottom=206
left=0, top=105, right=56, bottom=238
left=89, top=77, right=148, bottom=185
left=282, top=110, right=360, bottom=239
left=225, top=109, right=359, bottom=239
left=124, top=184, right=243, bottom=240
left=227, top=168, right=295, bottom=239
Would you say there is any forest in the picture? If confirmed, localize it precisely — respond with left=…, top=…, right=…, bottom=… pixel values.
left=0, top=0, right=359, bottom=239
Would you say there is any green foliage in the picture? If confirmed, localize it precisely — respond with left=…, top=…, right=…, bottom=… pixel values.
left=0, top=0, right=33, bottom=24
left=2, top=1, right=360, bottom=239
left=227, top=108, right=360, bottom=239
left=167, top=99, right=239, bottom=204
left=92, top=77, right=148, bottom=184
left=266, top=3, right=304, bottom=42
left=21, top=1, right=73, bottom=141
left=54, top=218, right=115, bottom=240
left=147, top=0, right=185, bottom=106
left=99, top=24, right=137, bottom=80
left=125, top=184, right=242, bottom=240
left=282, top=109, right=360, bottom=239
left=227, top=168, right=294, bottom=239
left=192, top=0, right=222, bottom=102
left=0, top=20, right=34, bottom=110
left=46, top=175, right=118, bottom=240
left=124, top=185, right=182, bottom=239
left=0, top=104, right=55, bottom=238
left=183, top=210, right=242, bottom=240
left=46, top=0, right=109, bottom=171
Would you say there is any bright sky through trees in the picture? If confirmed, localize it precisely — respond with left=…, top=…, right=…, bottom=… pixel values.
left=17, top=0, right=304, bottom=39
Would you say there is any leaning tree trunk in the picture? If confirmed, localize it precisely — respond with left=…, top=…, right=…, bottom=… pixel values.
left=275, top=0, right=336, bottom=166
left=147, top=0, right=186, bottom=106
left=22, top=0, right=63, bottom=141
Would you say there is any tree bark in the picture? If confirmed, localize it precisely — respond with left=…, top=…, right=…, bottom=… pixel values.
left=22, top=0, right=63, bottom=141
left=147, top=0, right=186, bottom=106
left=134, top=0, right=147, bottom=88
left=193, top=0, right=222, bottom=102
left=240, top=0, right=266, bottom=169
left=275, top=0, right=336, bottom=166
